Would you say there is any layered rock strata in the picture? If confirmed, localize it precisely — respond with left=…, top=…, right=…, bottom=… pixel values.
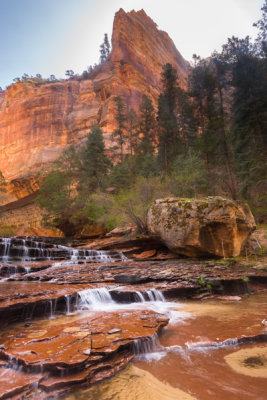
left=0, top=236, right=266, bottom=399
left=0, top=8, right=188, bottom=206
left=0, top=310, right=168, bottom=399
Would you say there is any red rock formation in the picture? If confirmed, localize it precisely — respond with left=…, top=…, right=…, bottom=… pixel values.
left=0, top=8, right=188, bottom=206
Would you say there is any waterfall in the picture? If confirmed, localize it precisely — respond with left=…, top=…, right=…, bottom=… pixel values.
left=132, top=333, right=166, bottom=360
left=0, top=236, right=129, bottom=263
left=134, top=291, right=146, bottom=302
left=1, top=238, right=11, bottom=262
left=134, top=289, right=166, bottom=303
left=78, top=287, right=115, bottom=310
left=146, top=289, right=166, bottom=302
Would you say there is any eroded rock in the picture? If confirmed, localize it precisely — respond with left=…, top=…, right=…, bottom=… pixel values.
left=147, top=197, right=256, bottom=257
left=0, top=309, right=168, bottom=399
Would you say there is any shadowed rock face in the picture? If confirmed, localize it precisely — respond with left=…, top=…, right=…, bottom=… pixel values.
left=0, top=8, right=188, bottom=206
left=147, top=197, right=256, bottom=258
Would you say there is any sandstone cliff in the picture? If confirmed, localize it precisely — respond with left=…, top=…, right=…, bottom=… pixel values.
left=0, top=8, right=188, bottom=206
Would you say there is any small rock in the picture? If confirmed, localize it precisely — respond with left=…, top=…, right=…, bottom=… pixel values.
left=108, top=328, right=122, bottom=334
left=217, top=296, right=242, bottom=301
left=133, top=249, right=157, bottom=259
left=114, top=274, right=142, bottom=284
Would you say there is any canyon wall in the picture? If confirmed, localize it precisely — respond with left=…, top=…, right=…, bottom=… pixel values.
left=0, top=9, right=188, bottom=204
left=0, top=8, right=188, bottom=233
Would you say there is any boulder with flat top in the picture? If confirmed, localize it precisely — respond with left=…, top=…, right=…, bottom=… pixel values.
left=147, top=197, right=256, bottom=258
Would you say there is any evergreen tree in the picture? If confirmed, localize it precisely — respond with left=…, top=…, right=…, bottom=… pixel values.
left=104, top=33, right=111, bottom=55
left=212, top=53, right=237, bottom=198
left=176, top=86, right=198, bottom=148
left=188, top=55, right=237, bottom=198
left=36, top=145, right=81, bottom=234
left=138, top=95, right=156, bottom=155
left=99, top=43, right=106, bottom=64
left=126, top=108, right=139, bottom=156
left=99, top=33, right=111, bottom=63
left=254, top=0, right=267, bottom=57
left=222, top=36, right=267, bottom=201
left=157, top=64, right=181, bottom=174
left=112, top=96, right=126, bottom=162
left=80, top=125, right=111, bottom=192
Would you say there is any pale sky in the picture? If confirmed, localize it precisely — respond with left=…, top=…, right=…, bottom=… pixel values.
left=0, top=0, right=264, bottom=89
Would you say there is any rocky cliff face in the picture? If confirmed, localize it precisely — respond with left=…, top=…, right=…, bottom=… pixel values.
left=0, top=8, right=188, bottom=206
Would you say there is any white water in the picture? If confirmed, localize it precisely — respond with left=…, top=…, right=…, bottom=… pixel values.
left=78, top=287, right=115, bottom=310
left=1, top=238, right=11, bottom=262
left=76, top=286, right=190, bottom=327
left=132, top=333, right=167, bottom=361
left=0, top=237, right=129, bottom=263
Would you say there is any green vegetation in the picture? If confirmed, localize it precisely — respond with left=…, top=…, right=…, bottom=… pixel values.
left=36, top=1, right=267, bottom=236
left=99, top=33, right=111, bottom=63
left=0, top=171, right=7, bottom=193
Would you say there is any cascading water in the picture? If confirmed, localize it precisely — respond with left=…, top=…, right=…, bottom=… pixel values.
left=78, top=287, right=115, bottom=310
left=132, top=333, right=167, bottom=360
left=1, top=238, right=11, bottom=262
left=0, top=235, right=189, bottom=360
left=0, top=236, right=129, bottom=263
left=133, top=289, right=166, bottom=303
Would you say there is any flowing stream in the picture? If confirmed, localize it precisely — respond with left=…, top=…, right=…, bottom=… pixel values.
left=67, top=292, right=267, bottom=400
left=0, top=236, right=266, bottom=399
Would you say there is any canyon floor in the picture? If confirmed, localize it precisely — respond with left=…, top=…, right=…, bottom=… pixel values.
left=0, top=236, right=266, bottom=399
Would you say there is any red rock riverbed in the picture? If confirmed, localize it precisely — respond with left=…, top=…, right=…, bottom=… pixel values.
left=0, top=236, right=266, bottom=399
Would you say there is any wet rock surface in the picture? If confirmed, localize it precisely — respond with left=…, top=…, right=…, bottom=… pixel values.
left=0, top=310, right=167, bottom=399
left=0, top=235, right=266, bottom=399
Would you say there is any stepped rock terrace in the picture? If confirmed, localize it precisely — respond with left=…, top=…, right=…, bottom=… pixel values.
left=0, top=236, right=266, bottom=399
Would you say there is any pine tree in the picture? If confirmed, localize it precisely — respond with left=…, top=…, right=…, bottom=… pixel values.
left=254, top=0, right=267, bottom=57
left=126, top=108, right=139, bottom=156
left=157, top=64, right=181, bottom=174
left=112, top=96, right=126, bottom=162
left=99, top=33, right=111, bottom=63
left=99, top=43, right=106, bottom=64
left=80, top=125, right=111, bottom=192
left=104, top=33, right=111, bottom=56
left=188, top=56, right=237, bottom=196
left=222, top=36, right=267, bottom=201
left=138, top=95, right=156, bottom=155
left=176, top=86, right=198, bottom=148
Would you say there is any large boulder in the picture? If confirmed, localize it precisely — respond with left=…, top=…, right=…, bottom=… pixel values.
left=147, top=197, right=256, bottom=258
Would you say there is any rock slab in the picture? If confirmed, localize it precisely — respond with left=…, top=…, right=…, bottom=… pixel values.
left=147, top=197, right=256, bottom=258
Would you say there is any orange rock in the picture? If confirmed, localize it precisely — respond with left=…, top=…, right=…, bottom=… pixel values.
left=0, top=9, right=188, bottom=206
left=133, top=249, right=157, bottom=259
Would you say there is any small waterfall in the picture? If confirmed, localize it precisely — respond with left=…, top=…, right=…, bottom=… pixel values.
left=48, top=298, right=58, bottom=319
left=134, top=291, right=146, bottom=302
left=134, top=289, right=166, bottom=303
left=146, top=289, right=166, bottom=302
left=0, top=236, right=128, bottom=263
left=71, top=249, right=79, bottom=261
left=21, top=239, right=29, bottom=261
left=132, top=333, right=166, bottom=360
left=64, top=295, right=72, bottom=315
left=1, top=238, right=11, bottom=262
left=78, top=287, right=115, bottom=310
